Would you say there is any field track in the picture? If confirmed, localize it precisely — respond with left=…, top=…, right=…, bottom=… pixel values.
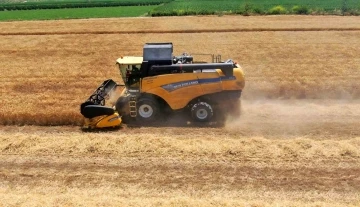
left=0, top=16, right=360, bottom=206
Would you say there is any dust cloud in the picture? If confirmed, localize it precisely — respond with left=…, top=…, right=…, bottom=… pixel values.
left=107, top=85, right=126, bottom=106
left=225, top=99, right=360, bottom=138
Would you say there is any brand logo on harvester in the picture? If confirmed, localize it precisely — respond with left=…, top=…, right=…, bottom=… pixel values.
left=162, top=79, right=199, bottom=92
left=161, top=76, right=236, bottom=92
left=108, top=116, right=119, bottom=122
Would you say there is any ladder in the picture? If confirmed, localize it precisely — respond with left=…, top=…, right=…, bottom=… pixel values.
left=129, top=95, right=137, bottom=117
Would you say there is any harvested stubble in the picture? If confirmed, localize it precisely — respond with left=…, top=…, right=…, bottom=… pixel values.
left=0, top=126, right=360, bottom=206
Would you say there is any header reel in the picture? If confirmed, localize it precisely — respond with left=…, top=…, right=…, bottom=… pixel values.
left=80, top=79, right=122, bottom=129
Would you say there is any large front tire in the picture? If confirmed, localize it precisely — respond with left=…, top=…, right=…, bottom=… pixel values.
left=136, top=97, right=160, bottom=123
left=191, top=102, right=213, bottom=122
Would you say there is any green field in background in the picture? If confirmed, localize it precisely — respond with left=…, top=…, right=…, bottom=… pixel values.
left=0, top=5, right=156, bottom=21
left=0, top=0, right=359, bottom=21
left=150, top=0, right=360, bottom=16
left=0, top=0, right=169, bottom=11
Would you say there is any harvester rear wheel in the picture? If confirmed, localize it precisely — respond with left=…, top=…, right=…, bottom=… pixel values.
left=191, top=102, right=213, bottom=122
left=136, top=97, right=160, bottom=123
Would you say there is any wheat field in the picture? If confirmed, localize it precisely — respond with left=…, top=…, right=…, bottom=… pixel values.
left=1, top=16, right=360, bottom=125
left=0, top=16, right=360, bottom=206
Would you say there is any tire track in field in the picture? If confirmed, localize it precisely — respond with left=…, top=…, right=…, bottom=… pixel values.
left=1, top=155, right=359, bottom=192
left=1, top=28, right=360, bottom=35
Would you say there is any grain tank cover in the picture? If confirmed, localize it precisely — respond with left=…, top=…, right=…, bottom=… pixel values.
left=143, top=43, right=173, bottom=63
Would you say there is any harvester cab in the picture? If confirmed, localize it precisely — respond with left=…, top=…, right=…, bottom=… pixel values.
left=117, top=56, right=143, bottom=91
left=80, top=42, right=245, bottom=129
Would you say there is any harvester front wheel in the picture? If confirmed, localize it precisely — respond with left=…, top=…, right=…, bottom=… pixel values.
left=191, top=102, right=213, bottom=122
left=136, top=97, right=160, bottom=123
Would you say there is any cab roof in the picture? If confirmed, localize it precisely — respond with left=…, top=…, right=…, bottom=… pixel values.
left=116, top=56, right=143, bottom=65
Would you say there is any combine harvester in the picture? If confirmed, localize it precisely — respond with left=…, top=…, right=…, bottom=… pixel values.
left=80, top=43, right=245, bottom=129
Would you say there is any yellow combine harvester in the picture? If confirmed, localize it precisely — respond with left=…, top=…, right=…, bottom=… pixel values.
left=80, top=43, right=245, bottom=129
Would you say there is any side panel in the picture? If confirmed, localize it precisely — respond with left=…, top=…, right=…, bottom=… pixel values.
left=196, top=72, right=222, bottom=94
left=141, top=73, right=203, bottom=109
left=219, top=68, right=245, bottom=91
left=140, top=67, right=245, bottom=110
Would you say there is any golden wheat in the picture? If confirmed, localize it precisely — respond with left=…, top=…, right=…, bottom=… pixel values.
left=0, top=126, right=359, bottom=206
left=1, top=16, right=360, bottom=125
left=0, top=16, right=359, bottom=34
left=1, top=126, right=360, bottom=157
left=0, top=16, right=360, bottom=207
